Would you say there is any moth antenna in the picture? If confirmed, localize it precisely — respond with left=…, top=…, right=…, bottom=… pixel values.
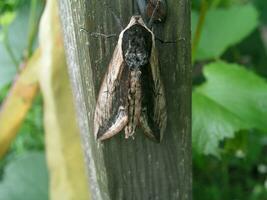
left=91, top=32, right=117, bottom=39
left=80, top=28, right=117, bottom=39
left=155, top=36, right=176, bottom=44
left=110, top=11, right=124, bottom=31
left=102, top=2, right=124, bottom=31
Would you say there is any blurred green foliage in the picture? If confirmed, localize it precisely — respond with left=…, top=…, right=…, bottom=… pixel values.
left=0, top=0, right=43, bottom=89
left=191, top=4, right=258, bottom=60
left=193, top=61, right=267, bottom=155
left=0, top=1, right=47, bottom=199
left=0, top=152, right=48, bottom=200
left=194, top=130, right=267, bottom=200
left=192, top=0, right=267, bottom=199
left=0, top=0, right=20, bottom=15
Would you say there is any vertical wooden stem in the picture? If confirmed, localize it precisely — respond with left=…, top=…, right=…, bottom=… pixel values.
left=59, top=0, right=191, bottom=199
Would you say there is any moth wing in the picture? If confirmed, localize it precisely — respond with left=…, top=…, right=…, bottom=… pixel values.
left=140, top=46, right=167, bottom=142
left=94, top=45, right=129, bottom=140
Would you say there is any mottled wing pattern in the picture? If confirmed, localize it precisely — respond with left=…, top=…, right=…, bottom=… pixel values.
left=94, top=45, right=129, bottom=140
left=140, top=45, right=167, bottom=142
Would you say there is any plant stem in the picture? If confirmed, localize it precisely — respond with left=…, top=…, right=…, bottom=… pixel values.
left=192, top=0, right=208, bottom=63
left=26, top=0, right=40, bottom=58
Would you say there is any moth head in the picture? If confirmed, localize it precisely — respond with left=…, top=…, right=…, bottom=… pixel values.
left=128, top=15, right=146, bottom=27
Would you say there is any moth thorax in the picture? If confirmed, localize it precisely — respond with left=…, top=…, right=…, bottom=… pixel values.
left=124, top=44, right=150, bottom=69
left=122, top=24, right=153, bottom=69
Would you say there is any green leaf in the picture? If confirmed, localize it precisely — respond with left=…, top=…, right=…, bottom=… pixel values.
left=192, top=4, right=259, bottom=60
left=193, top=92, right=248, bottom=156
left=193, top=61, right=267, bottom=155
left=0, top=152, right=48, bottom=200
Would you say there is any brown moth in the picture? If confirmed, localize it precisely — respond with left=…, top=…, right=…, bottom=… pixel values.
left=94, top=15, right=167, bottom=142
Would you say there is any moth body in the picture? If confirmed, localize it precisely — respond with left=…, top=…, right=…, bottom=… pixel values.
left=125, top=69, right=142, bottom=138
left=94, top=16, right=167, bottom=142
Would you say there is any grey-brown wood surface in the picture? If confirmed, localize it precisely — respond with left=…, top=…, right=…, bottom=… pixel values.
left=59, top=0, right=192, bottom=199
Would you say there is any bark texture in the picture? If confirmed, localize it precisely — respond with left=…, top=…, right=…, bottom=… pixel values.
left=59, top=0, right=191, bottom=199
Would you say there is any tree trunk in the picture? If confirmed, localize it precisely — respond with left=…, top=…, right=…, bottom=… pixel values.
left=59, top=0, right=191, bottom=199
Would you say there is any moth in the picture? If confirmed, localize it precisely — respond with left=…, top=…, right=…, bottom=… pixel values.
left=94, top=15, right=167, bottom=142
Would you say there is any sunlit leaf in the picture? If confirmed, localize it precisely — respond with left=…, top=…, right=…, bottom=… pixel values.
left=192, top=4, right=259, bottom=60
left=193, top=92, right=248, bottom=155
left=193, top=61, right=267, bottom=155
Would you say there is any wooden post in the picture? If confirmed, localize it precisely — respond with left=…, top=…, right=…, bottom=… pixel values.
left=59, top=0, right=191, bottom=199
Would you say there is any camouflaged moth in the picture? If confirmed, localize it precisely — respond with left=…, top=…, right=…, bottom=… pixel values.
left=94, top=15, right=167, bottom=142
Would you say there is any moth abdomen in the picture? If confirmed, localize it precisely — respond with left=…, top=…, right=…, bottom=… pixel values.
left=125, top=69, right=142, bottom=138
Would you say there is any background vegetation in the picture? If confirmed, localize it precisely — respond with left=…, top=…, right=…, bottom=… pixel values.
left=0, top=0, right=266, bottom=199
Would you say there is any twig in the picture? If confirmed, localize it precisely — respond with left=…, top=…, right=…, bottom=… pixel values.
left=192, top=0, right=208, bottom=63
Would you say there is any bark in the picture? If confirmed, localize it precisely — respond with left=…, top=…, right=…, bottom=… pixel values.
left=59, top=0, right=192, bottom=199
